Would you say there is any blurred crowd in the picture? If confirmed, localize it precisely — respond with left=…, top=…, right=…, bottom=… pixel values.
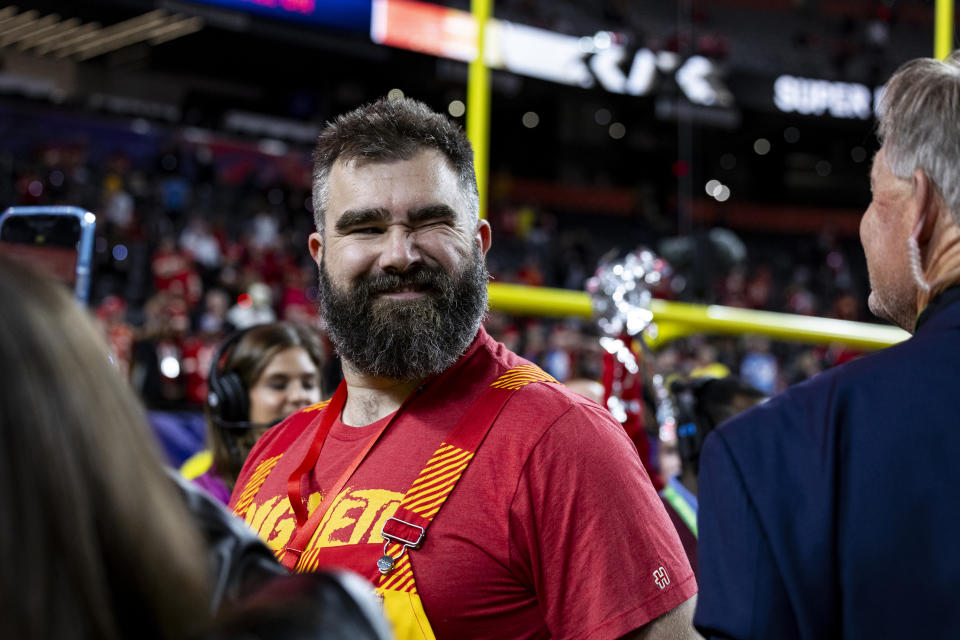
left=0, top=99, right=874, bottom=421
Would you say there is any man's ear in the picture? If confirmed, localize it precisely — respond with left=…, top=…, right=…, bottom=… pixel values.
left=912, top=169, right=939, bottom=246
left=476, top=219, right=492, bottom=256
left=308, top=232, right=324, bottom=267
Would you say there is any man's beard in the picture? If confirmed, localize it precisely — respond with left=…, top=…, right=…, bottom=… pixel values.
left=318, top=246, right=489, bottom=381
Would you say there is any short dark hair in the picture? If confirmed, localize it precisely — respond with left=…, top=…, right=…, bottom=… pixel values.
left=311, top=96, right=479, bottom=233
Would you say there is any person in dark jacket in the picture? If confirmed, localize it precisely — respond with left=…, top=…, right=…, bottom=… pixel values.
left=694, top=50, right=960, bottom=639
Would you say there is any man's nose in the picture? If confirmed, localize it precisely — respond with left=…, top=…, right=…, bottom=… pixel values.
left=378, top=227, right=422, bottom=273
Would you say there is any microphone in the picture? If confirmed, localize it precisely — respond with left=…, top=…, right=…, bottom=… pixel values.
left=210, top=415, right=283, bottom=431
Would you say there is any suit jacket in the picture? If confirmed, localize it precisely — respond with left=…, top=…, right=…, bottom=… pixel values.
left=694, top=293, right=960, bottom=639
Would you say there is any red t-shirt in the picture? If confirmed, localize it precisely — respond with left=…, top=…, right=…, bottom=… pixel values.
left=231, top=328, right=696, bottom=639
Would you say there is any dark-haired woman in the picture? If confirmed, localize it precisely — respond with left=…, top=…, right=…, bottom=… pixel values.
left=185, top=322, right=325, bottom=503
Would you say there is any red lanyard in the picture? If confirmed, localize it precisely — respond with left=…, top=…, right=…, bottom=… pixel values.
left=282, top=380, right=399, bottom=570
left=279, top=360, right=560, bottom=573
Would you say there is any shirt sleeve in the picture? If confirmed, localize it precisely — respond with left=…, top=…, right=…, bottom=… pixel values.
left=694, top=430, right=800, bottom=640
left=508, top=401, right=697, bottom=640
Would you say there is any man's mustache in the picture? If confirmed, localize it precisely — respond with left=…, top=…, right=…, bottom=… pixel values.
left=355, top=267, right=451, bottom=296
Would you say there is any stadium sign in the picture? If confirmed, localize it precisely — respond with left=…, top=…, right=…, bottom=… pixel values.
left=773, top=75, right=883, bottom=120
left=371, top=0, right=732, bottom=108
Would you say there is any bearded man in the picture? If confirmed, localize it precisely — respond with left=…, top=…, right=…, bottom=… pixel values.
left=694, top=51, right=960, bottom=639
left=229, top=97, right=699, bottom=640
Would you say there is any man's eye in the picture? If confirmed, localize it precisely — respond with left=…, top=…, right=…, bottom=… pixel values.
left=352, top=226, right=382, bottom=234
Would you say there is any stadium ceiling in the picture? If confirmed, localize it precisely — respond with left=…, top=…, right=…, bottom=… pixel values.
left=0, top=5, right=202, bottom=60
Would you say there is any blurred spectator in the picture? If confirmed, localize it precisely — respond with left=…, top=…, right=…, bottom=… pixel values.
left=738, top=335, right=778, bottom=395
left=102, top=173, right=135, bottom=233
left=180, top=216, right=223, bottom=275
left=278, top=264, right=320, bottom=326
left=784, top=266, right=818, bottom=315
left=131, top=290, right=192, bottom=407
left=542, top=323, right=576, bottom=382
left=745, top=265, right=773, bottom=309
left=198, top=288, right=233, bottom=335
left=181, top=318, right=227, bottom=408
left=152, top=234, right=202, bottom=306
left=95, top=294, right=136, bottom=379
left=248, top=209, right=280, bottom=251
left=0, top=255, right=211, bottom=640
left=227, top=282, right=277, bottom=329
left=660, top=374, right=766, bottom=576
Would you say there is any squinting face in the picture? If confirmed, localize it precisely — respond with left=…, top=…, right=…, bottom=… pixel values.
left=860, top=148, right=917, bottom=329
left=309, top=149, right=491, bottom=380
left=247, top=346, right=321, bottom=425
left=314, top=149, right=488, bottom=293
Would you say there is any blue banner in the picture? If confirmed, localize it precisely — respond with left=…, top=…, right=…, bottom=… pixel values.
left=188, top=0, right=371, bottom=33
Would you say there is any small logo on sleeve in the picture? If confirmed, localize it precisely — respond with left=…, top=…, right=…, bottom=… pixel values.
left=653, top=566, right=670, bottom=590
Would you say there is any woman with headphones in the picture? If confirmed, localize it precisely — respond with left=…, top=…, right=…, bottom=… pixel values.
left=184, top=323, right=326, bottom=503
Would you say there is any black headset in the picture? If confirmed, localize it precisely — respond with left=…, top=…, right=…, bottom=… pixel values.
left=670, top=375, right=766, bottom=475
left=670, top=377, right=713, bottom=474
left=207, top=328, right=256, bottom=430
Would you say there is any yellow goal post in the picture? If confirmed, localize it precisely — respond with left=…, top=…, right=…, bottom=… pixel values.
left=487, top=282, right=909, bottom=351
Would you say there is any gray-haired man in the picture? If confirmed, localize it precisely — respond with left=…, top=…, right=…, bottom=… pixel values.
left=695, top=51, right=960, bottom=639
